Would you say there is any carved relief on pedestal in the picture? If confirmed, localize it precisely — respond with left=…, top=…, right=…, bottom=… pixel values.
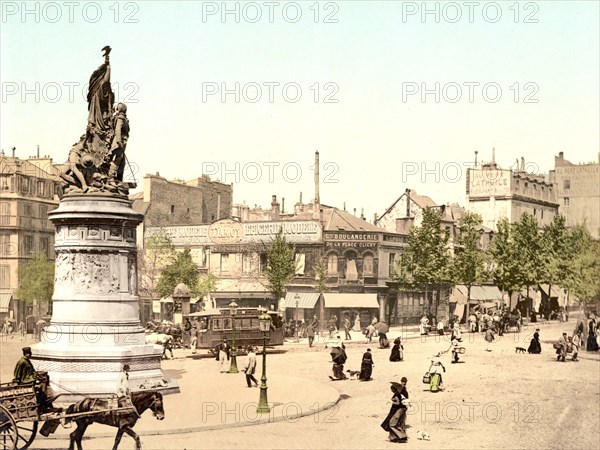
left=128, top=254, right=137, bottom=294
left=54, top=252, right=120, bottom=295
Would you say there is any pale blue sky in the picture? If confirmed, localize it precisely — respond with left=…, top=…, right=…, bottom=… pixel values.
left=1, top=1, right=598, bottom=219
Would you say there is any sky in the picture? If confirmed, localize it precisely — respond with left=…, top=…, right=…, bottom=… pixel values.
left=1, top=1, right=599, bottom=221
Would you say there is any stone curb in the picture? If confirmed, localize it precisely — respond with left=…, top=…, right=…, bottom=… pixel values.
left=43, top=376, right=341, bottom=439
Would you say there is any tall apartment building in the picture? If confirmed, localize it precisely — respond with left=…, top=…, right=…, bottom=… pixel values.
left=551, top=152, right=600, bottom=238
left=0, top=153, right=61, bottom=321
left=466, top=156, right=558, bottom=231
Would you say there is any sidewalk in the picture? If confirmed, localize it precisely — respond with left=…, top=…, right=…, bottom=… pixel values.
left=44, top=356, right=340, bottom=439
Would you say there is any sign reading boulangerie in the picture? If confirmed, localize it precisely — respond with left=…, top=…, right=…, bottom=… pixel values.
left=147, top=220, right=322, bottom=246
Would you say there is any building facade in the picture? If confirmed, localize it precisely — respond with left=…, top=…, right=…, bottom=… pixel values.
left=0, top=154, right=61, bottom=322
left=466, top=160, right=558, bottom=231
left=551, top=152, right=600, bottom=238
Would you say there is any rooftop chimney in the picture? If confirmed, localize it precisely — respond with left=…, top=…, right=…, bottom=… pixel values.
left=37, top=145, right=40, bottom=158
left=281, top=197, right=285, bottom=214
left=313, top=151, right=320, bottom=220
left=271, top=195, right=280, bottom=219
left=492, top=147, right=496, bottom=165
left=521, top=157, right=525, bottom=171
left=12, top=147, right=16, bottom=157
left=406, top=188, right=411, bottom=217
left=558, top=151, right=564, bottom=159
left=353, top=208, right=356, bottom=216
left=474, top=150, right=478, bottom=167
left=343, top=202, right=346, bottom=211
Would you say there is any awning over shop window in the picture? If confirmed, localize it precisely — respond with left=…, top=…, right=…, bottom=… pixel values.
left=323, top=293, right=379, bottom=309
left=455, top=285, right=503, bottom=303
left=0, top=293, right=12, bottom=313
left=283, top=292, right=321, bottom=309
left=0, top=292, right=12, bottom=313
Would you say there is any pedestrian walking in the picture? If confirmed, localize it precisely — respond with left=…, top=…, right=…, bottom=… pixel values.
left=183, top=318, right=192, bottom=348
left=586, top=317, right=598, bottom=351
left=572, top=330, right=581, bottom=361
left=307, top=322, right=315, bottom=347
left=428, top=354, right=446, bottom=392
left=381, top=378, right=409, bottom=443
left=352, top=314, right=361, bottom=332
left=484, top=328, right=495, bottom=351
left=344, top=315, right=352, bottom=340
left=450, top=337, right=462, bottom=364
left=365, top=323, right=376, bottom=343
left=555, top=332, right=568, bottom=362
left=116, top=364, right=131, bottom=407
left=18, top=321, right=26, bottom=342
left=244, top=346, right=259, bottom=387
left=217, top=339, right=231, bottom=372
left=390, top=337, right=403, bottom=362
left=437, top=319, right=444, bottom=336
left=419, top=315, right=429, bottom=335
left=359, top=348, right=374, bottom=381
left=527, top=328, right=542, bottom=354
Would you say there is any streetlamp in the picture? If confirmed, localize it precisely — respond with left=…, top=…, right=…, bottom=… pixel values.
left=227, top=301, right=239, bottom=374
left=294, top=293, right=300, bottom=342
left=257, top=309, right=272, bottom=414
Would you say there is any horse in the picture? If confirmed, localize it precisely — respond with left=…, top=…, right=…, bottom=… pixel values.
left=145, top=332, right=174, bottom=359
left=66, top=390, right=164, bottom=450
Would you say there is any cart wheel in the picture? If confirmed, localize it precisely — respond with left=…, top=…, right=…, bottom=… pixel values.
left=0, top=404, right=17, bottom=450
left=15, top=421, right=37, bottom=450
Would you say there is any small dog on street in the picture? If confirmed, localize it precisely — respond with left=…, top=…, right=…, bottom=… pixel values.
left=346, top=369, right=360, bottom=379
left=515, top=347, right=527, bottom=353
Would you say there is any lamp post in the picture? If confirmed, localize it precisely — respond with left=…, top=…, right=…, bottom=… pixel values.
left=227, top=300, right=239, bottom=374
left=294, top=293, right=300, bottom=342
left=257, top=309, right=271, bottom=414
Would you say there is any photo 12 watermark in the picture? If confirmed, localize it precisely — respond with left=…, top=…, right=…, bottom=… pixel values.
left=401, top=82, right=540, bottom=104
left=201, top=160, right=340, bottom=184
left=1, top=1, right=140, bottom=24
left=407, top=400, right=540, bottom=424
left=2, top=81, right=140, bottom=104
left=201, top=82, right=339, bottom=104
left=401, top=1, right=540, bottom=24
left=200, top=1, right=340, bottom=24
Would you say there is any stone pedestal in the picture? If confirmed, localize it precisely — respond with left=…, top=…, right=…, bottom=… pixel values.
left=31, top=195, right=178, bottom=401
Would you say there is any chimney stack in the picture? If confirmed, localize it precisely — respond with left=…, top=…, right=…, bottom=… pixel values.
left=281, top=197, right=285, bottom=214
left=474, top=150, right=478, bottom=167
left=271, top=195, right=280, bottom=218
left=37, top=145, right=40, bottom=158
left=12, top=147, right=16, bottom=157
left=406, top=188, right=411, bottom=217
left=313, top=151, right=320, bottom=220
left=558, top=151, right=564, bottom=159
left=521, top=157, right=525, bottom=171
left=343, top=202, right=346, bottom=211
left=353, top=208, right=356, bottom=216
left=492, top=147, right=496, bottom=165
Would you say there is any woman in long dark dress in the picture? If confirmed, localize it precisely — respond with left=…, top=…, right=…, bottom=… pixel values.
left=390, top=337, right=403, bottom=362
left=527, top=329, right=542, bottom=354
left=381, top=379, right=409, bottom=443
left=586, top=319, right=599, bottom=351
left=359, top=349, right=374, bottom=381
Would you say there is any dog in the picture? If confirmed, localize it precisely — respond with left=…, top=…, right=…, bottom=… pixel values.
left=346, top=369, right=360, bottom=379
left=416, top=430, right=431, bottom=441
left=515, top=347, right=527, bottom=353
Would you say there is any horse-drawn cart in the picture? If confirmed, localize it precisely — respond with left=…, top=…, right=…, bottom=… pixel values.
left=0, top=377, right=164, bottom=450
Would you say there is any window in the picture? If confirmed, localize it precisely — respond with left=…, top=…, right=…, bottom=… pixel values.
left=563, top=179, right=571, bottom=190
left=38, top=180, right=46, bottom=197
left=0, top=235, right=9, bottom=256
left=220, top=253, right=229, bottom=274
left=345, top=257, right=358, bottom=281
left=24, top=235, right=34, bottom=255
left=533, top=208, right=536, bottom=216
left=0, top=202, right=9, bottom=225
left=327, top=254, right=338, bottom=274
left=170, top=205, right=175, bottom=214
left=564, top=197, right=570, bottom=206
left=259, top=253, right=268, bottom=273
left=0, top=265, right=9, bottom=287
left=23, top=203, right=32, bottom=217
left=242, top=254, right=252, bottom=273
left=22, top=176, right=29, bottom=194
left=363, top=254, right=374, bottom=276
left=388, top=253, right=396, bottom=277
left=295, top=253, right=306, bottom=275
left=40, top=237, right=50, bottom=257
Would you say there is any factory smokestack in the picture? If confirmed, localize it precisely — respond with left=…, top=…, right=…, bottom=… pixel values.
left=313, top=151, right=320, bottom=220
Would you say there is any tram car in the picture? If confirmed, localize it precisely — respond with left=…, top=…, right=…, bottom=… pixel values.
left=185, top=307, right=284, bottom=354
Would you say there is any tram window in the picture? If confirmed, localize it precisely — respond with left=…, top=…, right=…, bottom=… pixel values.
left=223, top=318, right=232, bottom=330
left=240, top=318, right=253, bottom=330
left=213, top=318, right=222, bottom=331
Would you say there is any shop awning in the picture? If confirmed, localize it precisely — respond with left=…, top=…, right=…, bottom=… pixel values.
left=0, top=293, right=12, bottom=313
left=449, top=286, right=468, bottom=304
left=323, top=293, right=379, bottom=309
left=283, top=292, right=321, bottom=309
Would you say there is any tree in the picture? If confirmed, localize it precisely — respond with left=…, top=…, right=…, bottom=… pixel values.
left=395, top=207, right=451, bottom=319
left=488, top=218, right=523, bottom=299
left=198, top=273, right=218, bottom=310
left=512, top=213, right=544, bottom=302
left=566, top=226, right=600, bottom=305
left=540, top=215, right=572, bottom=314
left=16, top=253, right=55, bottom=318
left=138, top=230, right=176, bottom=321
left=156, top=248, right=200, bottom=298
left=452, top=211, right=488, bottom=320
left=264, top=228, right=297, bottom=303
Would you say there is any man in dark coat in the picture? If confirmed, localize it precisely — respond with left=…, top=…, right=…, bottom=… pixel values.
left=359, top=348, right=374, bottom=381
left=14, top=347, right=36, bottom=384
